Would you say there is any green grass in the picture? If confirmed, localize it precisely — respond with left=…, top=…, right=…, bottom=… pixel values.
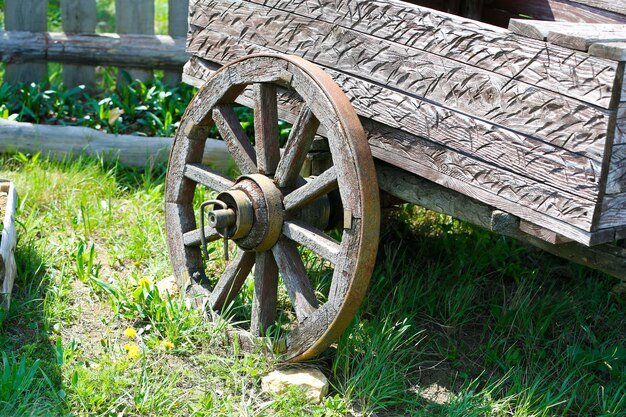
left=0, top=154, right=624, bottom=416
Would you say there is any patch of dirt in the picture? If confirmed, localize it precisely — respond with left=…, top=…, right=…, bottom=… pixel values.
left=60, top=280, right=118, bottom=358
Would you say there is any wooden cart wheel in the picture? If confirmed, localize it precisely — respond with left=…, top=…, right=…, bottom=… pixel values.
left=165, top=54, right=379, bottom=362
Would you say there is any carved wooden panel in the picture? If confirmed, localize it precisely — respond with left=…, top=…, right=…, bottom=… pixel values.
left=185, top=0, right=626, bottom=243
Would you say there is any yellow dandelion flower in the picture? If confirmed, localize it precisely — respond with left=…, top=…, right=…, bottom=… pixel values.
left=138, top=277, right=152, bottom=288
left=124, top=327, right=137, bottom=339
left=124, top=343, right=140, bottom=360
left=161, top=339, right=174, bottom=350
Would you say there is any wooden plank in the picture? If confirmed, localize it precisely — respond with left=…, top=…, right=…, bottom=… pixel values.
left=4, top=0, right=47, bottom=84
left=368, top=130, right=599, bottom=240
left=569, top=0, right=626, bottom=17
left=0, top=181, right=17, bottom=310
left=115, top=0, right=155, bottom=85
left=547, top=25, right=626, bottom=51
left=164, top=0, right=189, bottom=85
left=189, top=1, right=614, bottom=160
left=508, top=19, right=626, bottom=48
left=376, top=163, right=626, bottom=280
left=187, top=32, right=606, bottom=203
left=599, top=193, right=626, bottom=228
left=235, top=0, right=621, bottom=108
left=0, top=118, right=232, bottom=171
left=485, top=0, right=626, bottom=26
left=183, top=57, right=604, bottom=236
left=61, top=0, right=97, bottom=90
left=519, top=220, right=573, bottom=244
left=0, top=31, right=187, bottom=69
left=590, top=42, right=626, bottom=60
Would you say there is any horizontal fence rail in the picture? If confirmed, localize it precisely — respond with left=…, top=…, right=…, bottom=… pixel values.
left=1, top=0, right=190, bottom=87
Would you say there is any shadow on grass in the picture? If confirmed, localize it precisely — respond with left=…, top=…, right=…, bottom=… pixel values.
left=322, top=207, right=626, bottom=416
left=0, top=235, right=67, bottom=416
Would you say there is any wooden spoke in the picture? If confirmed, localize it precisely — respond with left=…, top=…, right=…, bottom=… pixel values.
left=282, top=221, right=340, bottom=264
left=208, top=250, right=255, bottom=311
left=274, top=106, right=320, bottom=187
left=253, top=83, right=280, bottom=175
left=283, top=167, right=338, bottom=211
left=184, top=163, right=234, bottom=192
left=250, top=251, right=279, bottom=336
left=182, top=225, right=221, bottom=247
left=213, top=104, right=257, bottom=174
left=271, top=239, right=319, bottom=321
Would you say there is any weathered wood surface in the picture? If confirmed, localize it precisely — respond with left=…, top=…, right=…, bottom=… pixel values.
left=231, top=0, right=621, bottom=108
left=185, top=31, right=608, bottom=215
left=519, top=220, right=573, bottom=244
left=483, top=0, right=626, bottom=27
left=168, top=54, right=380, bottom=361
left=61, top=0, right=97, bottom=90
left=185, top=0, right=626, bottom=243
left=0, top=31, right=187, bottom=69
left=508, top=19, right=626, bottom=51
left=184, top=56, right=613, bottom=244
left=0, top=119, right=231, bottom=170
left=4, top=0, right=47, bottom=84
left=589, top=42, right=626, bottom=61
left=0, top=181, right=17, bottom=310
left=115, top=0, right=155, bottom=85
left=164, top=0, right=190, bottom=85
left=376, top=163, right=626, bottom=281
left=569, top=0, right=626, bottom=17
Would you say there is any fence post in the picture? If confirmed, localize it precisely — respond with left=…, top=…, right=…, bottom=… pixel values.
left=115, top=0, right=155, bottom=87
left=163, top=0, right=189, bottom=86
left=4, top=0, right=48, bottom=84
left=61, top=0, right=97, bottom=91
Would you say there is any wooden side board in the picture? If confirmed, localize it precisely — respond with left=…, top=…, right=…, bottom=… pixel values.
left=184, top=57, right=614, bottom=245
left=185, top=0, right=626, bottom=244
left=190, top=0, right=616, bottom=161
left=236, top=0, right=621, bottom=108
left=483, top=0, right=626, bottom=27
left=187, top=27, right=606, bottom=205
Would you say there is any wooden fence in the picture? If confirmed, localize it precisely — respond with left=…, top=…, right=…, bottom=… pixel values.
left=1, top=0, right=189, bottom=88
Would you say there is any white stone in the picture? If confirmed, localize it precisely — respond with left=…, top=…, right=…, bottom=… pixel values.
left=155, top=275, right=180, bottom=299
left=261, top=367, right=329, bottom=403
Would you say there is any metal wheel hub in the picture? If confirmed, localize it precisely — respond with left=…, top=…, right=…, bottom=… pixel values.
left=208, top=174, right=284, bottom=252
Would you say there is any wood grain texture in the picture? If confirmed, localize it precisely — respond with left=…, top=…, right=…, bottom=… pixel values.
left=519, top=220, right=573, bottom=244
left=598, top=193, right=626, bottom=228
left=509, top=19, right=626, bottom=51
left=0, top=31, right=188, bottom=69
left=4, top=0, right=47, bottom=84
left=115, top=0, right=155, bottom=84
left=233, top=0, right=621, bottom=108
left=251, top=251, right=278, bottom=335
left=164, top=0, right=190, bottom=85
left=186, top=29, right=606, bottom=203
left=547, top=25, right=626, bottom=51
left=183, top=57, right=606, bottom=237
left=189, top=0, right=615, bottom=157
left=590, top=42, right=626, bottom=61
left=61, top=0, right=97, bottom=90
left=569, top=0, right=626, bottom=16
left=0, top=118, right=231, bottom=170
left=485, top=0, right=626, bottom=27
left=0, top=182, right=17, bottom=310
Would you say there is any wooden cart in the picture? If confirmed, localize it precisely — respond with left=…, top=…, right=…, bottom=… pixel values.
left=164, top=0, right=626, bottom=361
